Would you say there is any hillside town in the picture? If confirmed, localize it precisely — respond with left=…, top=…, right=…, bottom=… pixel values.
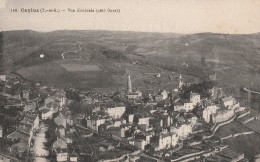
left=0, top=72, right=258, bottom=162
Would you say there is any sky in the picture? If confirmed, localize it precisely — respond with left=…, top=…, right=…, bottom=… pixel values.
left=0, top=0, right=260, bottom=34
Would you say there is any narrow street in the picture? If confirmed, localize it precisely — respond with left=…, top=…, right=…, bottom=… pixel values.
left=32, top=123, right=50, bottom=162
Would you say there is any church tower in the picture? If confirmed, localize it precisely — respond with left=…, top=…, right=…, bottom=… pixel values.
left=178, top=74, right=183, bottom=88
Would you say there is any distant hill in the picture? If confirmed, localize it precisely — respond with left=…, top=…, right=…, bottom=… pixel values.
left=1, top=30, right=260, bottom=93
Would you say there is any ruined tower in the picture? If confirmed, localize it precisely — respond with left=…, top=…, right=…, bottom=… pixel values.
left=209, top=71, right=216, bottom=81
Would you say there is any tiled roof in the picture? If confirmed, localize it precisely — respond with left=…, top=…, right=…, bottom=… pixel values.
left=222, top=96, right=234, bottom=102
left=41, top=108, right=51, bottom=113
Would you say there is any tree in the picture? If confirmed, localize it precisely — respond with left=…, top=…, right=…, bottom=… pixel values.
left=145, top=144, right=155, bottom=152
left=191, top=105, right=200, bottom=116
left=133, top=115, right=139, bottom=124
left=142, top=97, right=149, bottom=103
left=44, top=119, right=58, bottom=148
left=68, top=101, right=81, bottom=114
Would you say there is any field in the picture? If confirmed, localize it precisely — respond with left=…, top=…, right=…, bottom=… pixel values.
left=215, top=120, right=260, bottom=159
left=245, top=120, right=260, bottom=134
left=223, top=134, right=260, bottom=159
left=59, top=64, right=100, bottom=72
left=16, top=62, right=114, bottom=90
left=58, top=60, right=100, bottom=72
left=215, top=121, right=251, bottom=138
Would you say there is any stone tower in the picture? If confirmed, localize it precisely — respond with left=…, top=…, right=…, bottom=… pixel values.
left=127, top=75, right=132, bottom=93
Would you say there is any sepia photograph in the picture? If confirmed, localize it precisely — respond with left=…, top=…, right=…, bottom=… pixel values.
left=0, top=0, right=260, bottom=161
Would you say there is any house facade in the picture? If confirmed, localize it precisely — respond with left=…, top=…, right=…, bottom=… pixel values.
left=184, top=102, right=194, bottom=112
left=105, top=106, right=126, bottom=119
left=190, top=93, right=200, bottom=105
left=41, top=108, right=54, bottom=120
left=138, top=117, right=150, bottom=126
left=87, top=116, right=106, bottom=131
left=158, top=133, right=179, bottom=150
left=203, top=105, right=218, bottom=123
left=170, top=124, right=192, bottom=140
left=222, top=96, right=235, bottom=107
left=160, top=90, right=168, bottom=100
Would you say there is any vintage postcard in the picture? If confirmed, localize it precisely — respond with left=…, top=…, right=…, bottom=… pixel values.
left=0, top=0, right=260, bottom=161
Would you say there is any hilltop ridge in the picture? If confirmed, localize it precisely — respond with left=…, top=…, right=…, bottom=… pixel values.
left=1, top=30, right=260, bottom=94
